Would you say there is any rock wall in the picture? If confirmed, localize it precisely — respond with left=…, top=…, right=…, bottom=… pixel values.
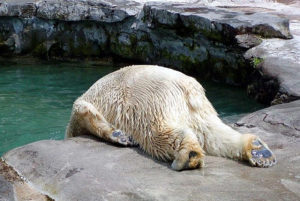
left=0, top=0, right=296, bottom=103
left=0, top=0, right=300, bottom=104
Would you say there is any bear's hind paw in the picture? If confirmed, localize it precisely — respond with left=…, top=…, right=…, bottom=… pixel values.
left=248, top=139, right=276, bottom=168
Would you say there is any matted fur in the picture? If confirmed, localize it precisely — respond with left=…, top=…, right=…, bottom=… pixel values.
left=66, top=65, right=276, bottom=169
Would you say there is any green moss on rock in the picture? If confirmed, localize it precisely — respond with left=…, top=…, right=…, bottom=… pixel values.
left=252, top=57, right=264, bottom=68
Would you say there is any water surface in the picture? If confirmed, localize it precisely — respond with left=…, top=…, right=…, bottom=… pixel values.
left=0, top=62, right=263, bottom=156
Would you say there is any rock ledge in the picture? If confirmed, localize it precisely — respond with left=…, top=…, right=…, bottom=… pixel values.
left=1, top=100, right=300, bottom=201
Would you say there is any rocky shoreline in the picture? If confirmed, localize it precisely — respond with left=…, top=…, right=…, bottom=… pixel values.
left=1, top=1, right=300, bottom=200
left=1, top=0, right=299, bottom=104
left=1, top=100, right=300, bottom=201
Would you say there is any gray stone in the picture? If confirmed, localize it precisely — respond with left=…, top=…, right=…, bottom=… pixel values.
left=205, top=0, right=300, bottom=104
left=0, top=17, right=109, bottom=58
left=245, top=36, right=300, bottom=100
left=0, top=175, right=15, bottom=201
left=0, top=159, right=51, bottom=201
left=2, top=98, right=300, bottom=201
left=0, top=0, right=37, bottom=18
left=1, top=1, right=300, bottom=200
left=0, top=0, right=140, bottom=23
left=236, top=99, right=300, bottom=138
left=0, top=0, right=295, bottom=86
left=235, top=34, right=263, bottom=49
left=142, top=2, right=292, bottom=39
left=232, top=101, right=300, bottom=200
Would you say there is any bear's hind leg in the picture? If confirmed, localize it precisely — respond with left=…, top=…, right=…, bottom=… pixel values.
left=66, top=100, right=134, bottom=146
left=203, top=117, right=276, bottom=167
left=171, top=128, right=205, bottom=171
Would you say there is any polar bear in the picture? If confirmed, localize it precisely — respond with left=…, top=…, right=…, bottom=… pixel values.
left=66, top=65, right=276, bottom=170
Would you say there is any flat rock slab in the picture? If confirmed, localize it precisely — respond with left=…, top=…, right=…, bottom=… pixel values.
left=233, top=100, right=300, bottom=200
left=0, top=0, right=141, bottom=22
left=236, top=99, right=300, bottom=138
left=3, top=99, right=300, bottom=201
left=143, top=2, right=292, bottom=39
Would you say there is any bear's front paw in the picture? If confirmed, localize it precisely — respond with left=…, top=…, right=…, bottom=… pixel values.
left=111, top=130, right=136, bottom=147
left=171, top=150, right=204, bottom=171
left=248, top=138, right=276, bottom=168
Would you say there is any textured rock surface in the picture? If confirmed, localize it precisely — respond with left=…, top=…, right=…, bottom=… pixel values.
left=218, top=0, right=300, bottom=104
left=0, top=0, right=299, bottom=103
left=0, top=175, right=14, bottom=201
left=0, top=159, right=51, bottom=201
left=0, top=0, right=293, bottom=86
left=1, top=100, right=300, bottom=201
left=142, top=2, right=291, bottom=39
left=245, top=35, right=300, bottom=104
left=236, top=100, right=300, bottom=138
left=0, top=0, right=140, bottom=22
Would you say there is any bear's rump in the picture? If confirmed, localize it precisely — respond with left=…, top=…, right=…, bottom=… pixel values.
left=100, top=79, right=193, bottom=140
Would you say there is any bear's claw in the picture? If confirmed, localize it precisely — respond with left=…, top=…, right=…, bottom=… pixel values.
left=249, top=139, right=276, bottom=168
left=111, top=130, right=135, bottom=146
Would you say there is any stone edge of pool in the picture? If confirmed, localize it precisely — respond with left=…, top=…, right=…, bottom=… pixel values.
left=1, top=100, right=300, bottom=201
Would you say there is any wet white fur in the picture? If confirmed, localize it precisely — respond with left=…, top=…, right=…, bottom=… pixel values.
left=66, top=65, right=247, bottom=161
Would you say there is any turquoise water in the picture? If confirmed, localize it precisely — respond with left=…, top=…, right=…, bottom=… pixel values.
left=0, top=62, right=263, bottom=156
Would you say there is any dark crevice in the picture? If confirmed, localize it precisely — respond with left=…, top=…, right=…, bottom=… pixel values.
left=263, top=113, right=300, bottom=135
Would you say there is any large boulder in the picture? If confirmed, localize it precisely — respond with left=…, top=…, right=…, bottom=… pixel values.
left=245, top=35, right=300, bottom=104
left=215, top=0, right=300, bottom=104
left=1, top=100, right=300, bottom=201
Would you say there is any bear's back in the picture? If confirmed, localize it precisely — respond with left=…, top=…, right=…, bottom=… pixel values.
left=79, top=65, right=212, bottom=141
